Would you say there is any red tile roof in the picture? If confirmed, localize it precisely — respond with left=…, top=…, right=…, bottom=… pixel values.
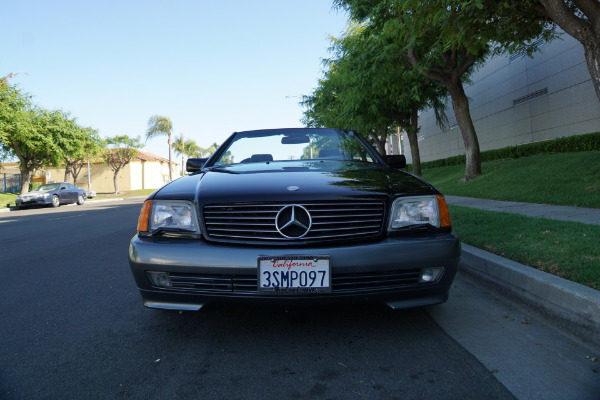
left=134, top=149, right=178, bottom=164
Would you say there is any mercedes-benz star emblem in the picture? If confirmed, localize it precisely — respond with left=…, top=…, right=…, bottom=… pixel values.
left=275, top=205, right=312, bottom=238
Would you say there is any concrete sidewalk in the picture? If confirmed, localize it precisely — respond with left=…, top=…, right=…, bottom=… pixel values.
left=445, top=195, right=600, bottom=346
left=446, top=195, right=600, bottom=225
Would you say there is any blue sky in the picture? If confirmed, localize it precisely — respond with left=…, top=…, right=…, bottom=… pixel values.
left=2, top=1, right=348, bottom=161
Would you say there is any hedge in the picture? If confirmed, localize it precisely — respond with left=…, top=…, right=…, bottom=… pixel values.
left=409, top=131, right=600, bottom=170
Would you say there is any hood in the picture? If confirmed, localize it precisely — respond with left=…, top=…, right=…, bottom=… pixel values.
left=23, top=189, right=52, bottom=195
left=152, top=161, right=436, bottom=204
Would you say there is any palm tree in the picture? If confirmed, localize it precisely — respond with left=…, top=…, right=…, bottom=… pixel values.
left=173, top=135, right=200, bottom=176
left=146, top=115, right=173, bottom=181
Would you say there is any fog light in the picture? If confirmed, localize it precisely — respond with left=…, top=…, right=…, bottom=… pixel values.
left=419, top=267, right=444, bottom=283
left=147, top=271, right=172, bottom=287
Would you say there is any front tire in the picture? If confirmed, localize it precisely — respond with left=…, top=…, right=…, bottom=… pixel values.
left=76, top=194, right=85, bottom=205
left=52, top=195, right=60, bottom=208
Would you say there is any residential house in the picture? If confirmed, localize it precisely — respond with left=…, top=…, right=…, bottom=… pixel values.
left=1, top=150, right=179, bottom=193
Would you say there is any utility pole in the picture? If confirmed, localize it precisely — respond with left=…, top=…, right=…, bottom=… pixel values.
left=87, top=153, right=91, bottom=192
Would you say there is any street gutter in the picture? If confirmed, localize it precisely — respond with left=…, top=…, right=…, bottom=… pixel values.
left=460, top=243, right=600, bottom=346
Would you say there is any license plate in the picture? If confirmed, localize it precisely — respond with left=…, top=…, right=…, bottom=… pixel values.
left=258, top=255, right=331, bottom=294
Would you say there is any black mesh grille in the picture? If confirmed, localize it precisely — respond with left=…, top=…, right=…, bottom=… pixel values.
left=166, top=269, right=422, bottom=294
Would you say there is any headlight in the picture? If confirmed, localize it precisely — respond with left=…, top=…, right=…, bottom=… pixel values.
left=44, top=193, right=51, bottom=198
left=137, top=200, right=200, bottom=235
left=388, top=195, right=451, bottom=230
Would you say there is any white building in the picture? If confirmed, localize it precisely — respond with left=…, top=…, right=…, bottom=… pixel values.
left=400, top=31, right=600, bottom=163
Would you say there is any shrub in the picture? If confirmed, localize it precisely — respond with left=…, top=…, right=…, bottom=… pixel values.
left=406, top=131, right=600, bottom=171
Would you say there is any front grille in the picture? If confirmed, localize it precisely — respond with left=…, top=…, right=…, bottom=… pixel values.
left=169, top=273, right=257, bottom=293
left=166, top=269, right=422, bottom=294
left=203, top=200, right=385, bottom=242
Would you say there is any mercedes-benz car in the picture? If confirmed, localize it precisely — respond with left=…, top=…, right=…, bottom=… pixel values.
left=15, top=182, right=87, bottom=209
left=128, top=128, right=460, bottom=311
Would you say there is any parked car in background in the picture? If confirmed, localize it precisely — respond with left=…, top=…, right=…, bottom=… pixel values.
left=86, top=190, right=97, bottom=199
left=15, top=182, right=87, bottom=209
left=129, top=128, right=461, bottom=311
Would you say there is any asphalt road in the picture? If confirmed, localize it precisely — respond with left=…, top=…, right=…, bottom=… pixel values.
left=0, top=199, right=516, bottom=399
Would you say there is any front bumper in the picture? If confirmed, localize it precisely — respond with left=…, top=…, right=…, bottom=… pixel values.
left=16, top=197, right=52, bottom=208
left=128, top=233, right=461, bottom=310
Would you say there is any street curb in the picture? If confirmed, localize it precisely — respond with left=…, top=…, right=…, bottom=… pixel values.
left=87, top=198, right=125, bottom=203
left=460, top=243, right=600, bottom=346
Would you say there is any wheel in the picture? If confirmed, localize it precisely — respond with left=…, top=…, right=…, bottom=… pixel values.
left=52, top=195, right=60, bottom=207
left=76, top=194, right=85, bottom=205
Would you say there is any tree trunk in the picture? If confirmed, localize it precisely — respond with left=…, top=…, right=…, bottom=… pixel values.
left=64, top=166, right=72, bottom=183
left=408, top=105, right=422, bottom=176
left=113, top=168, right=120, bottom=194
left=583, top=39, right=600, bottom=101
left=19, top=168, right=32, bottom=194
left=406, top=45, right=480, bottom=181
left=72, top=161, right=84, bottom=188
left=368, top=131, right=387, bottom=155
left=445, top=79, right=482, bottom=181
left=405, top=129, right=421, bottom=177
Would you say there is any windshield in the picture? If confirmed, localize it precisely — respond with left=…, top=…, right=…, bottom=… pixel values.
left=212, top=129, right=379, bottom=167
left=34, top=183, right=60, bottom=191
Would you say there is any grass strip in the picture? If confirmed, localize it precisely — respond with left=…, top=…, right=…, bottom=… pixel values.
left=449, top=205, right=600, bottom=289
left=0, top=192, right=17, bottom=208
left=422, top=152, right=600, bottom=208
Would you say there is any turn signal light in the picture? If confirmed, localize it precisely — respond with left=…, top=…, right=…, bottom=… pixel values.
left=137, top=200, right=152, bottom=232
left=436, top=195, right=452, bottom=228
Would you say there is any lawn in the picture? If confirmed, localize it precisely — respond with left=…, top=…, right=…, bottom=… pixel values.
left=422, top=151, right=600, bottom=208
left=449, top=205, right=600, bottom=289
left=0, top=192, right=17, bottom=208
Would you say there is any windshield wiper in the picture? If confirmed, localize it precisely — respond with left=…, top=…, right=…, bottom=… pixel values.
left=204, top=165, right=239, bottom=174
left=151, top=227, right=197, bottom=236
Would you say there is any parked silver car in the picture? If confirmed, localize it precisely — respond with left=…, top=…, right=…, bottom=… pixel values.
left=15, top=182, right=87, bottom=209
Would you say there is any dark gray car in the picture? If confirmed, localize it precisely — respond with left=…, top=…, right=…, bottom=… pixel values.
left=15, top=182, right=87, bottom=209
left=129, top=128, right=461, bottom=311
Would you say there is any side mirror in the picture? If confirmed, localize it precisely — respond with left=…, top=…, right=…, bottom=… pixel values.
left=186, top=158, right=209, bottom=172
left=386, top=155, right=406, bottom=169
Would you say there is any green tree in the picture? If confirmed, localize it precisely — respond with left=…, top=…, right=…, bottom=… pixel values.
left=58, top=116, right=93, bottom=184
left=102, top=135, right=143, bottom=194
left=335, top=0, right=554, bottom=181
left=0, top=85, right=76, bottom=192
left=146, top=115, right=174, bottom=182
left=1, top=80, right=99, bottom=193
left=67, top=127, right=103, bottom=187
left=303, top=24, right=448, bottom=175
